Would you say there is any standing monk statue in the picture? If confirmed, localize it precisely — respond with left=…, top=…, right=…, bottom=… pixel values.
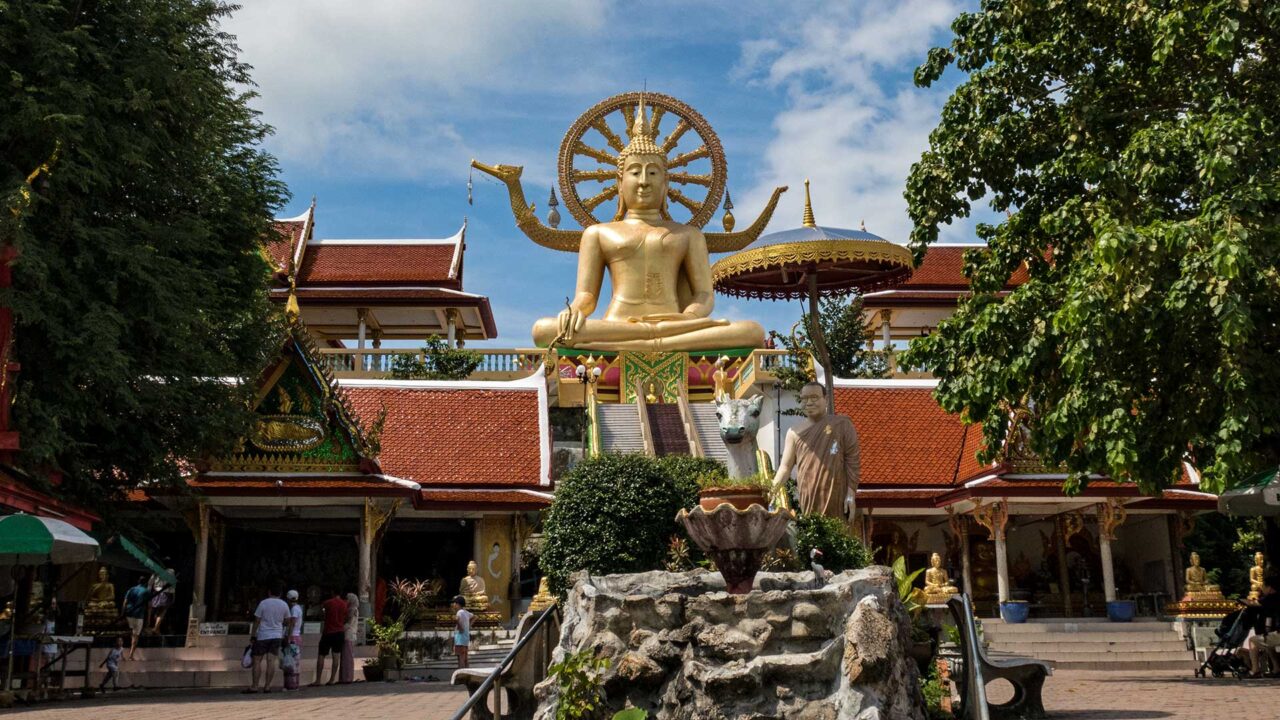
left=772, top=382, right=861, bottom=520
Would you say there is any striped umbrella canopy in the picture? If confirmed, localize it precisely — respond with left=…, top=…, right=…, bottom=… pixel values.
left=712, top=181, right=913, bottom=407
left=0, top=513, right=100, bottom=565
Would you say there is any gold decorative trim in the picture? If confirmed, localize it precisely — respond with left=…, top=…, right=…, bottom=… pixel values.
left=712, top=239, right=912, bottom=299
left=206, top=453, right=359, bottom=474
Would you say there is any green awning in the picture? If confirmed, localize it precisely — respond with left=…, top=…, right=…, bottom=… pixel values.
left=94, top=533, right=176, bottom=585
left=1218, top=466, right=1280, bottom=517
left=0, top=513, right=100, bottom=565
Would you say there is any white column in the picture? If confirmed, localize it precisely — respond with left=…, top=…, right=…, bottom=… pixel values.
left=446, top=311, right=458, bottom=348
left=995, top=534, right=1010, bottom=603
left=192, top=507, right=209, bottom=620
left=1100, top=531, right=1117, bottom=602
left=357, top=529, right=371, bottom=613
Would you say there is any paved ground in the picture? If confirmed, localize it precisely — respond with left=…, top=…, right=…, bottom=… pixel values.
left=5, top=670, right=1278, bottom=718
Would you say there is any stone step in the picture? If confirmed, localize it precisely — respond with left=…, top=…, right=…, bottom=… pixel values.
left=1050, top=658, right=1196, bottom=671
left=995, top=640, right=1188, bottom=655
left=688, top=403, right=730, bottom=463
left=983, top=621, right=1178, bottom=635
left=986, top=631, right=1186, bottom=644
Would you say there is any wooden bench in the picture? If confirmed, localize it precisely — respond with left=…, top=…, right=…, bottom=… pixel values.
left=451, top=610, right=559, bottom=720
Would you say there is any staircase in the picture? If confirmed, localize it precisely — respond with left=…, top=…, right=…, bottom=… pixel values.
left=687, top=402, right=730, bottom=465
left=597, top=404, right=644, bottom=454
left=983, top=618, right=1194, bottom=671
left=646, top=404, right=690, bottom=456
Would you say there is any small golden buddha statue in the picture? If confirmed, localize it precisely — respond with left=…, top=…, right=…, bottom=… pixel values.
left=530, top=99, right=765, bottom=352
left=645, top=382, right=660, bottom=404
left=1248, top=552, right=1266, bottom=602
left=923, top=552, right=959, bottom=602
left=84, top=567, right=117, bottom=627
left=459, top=560, right=489, bottom=612
left=1184, top=552, right=1223, bottom=599
left=529, top=577, right=557, bottom=614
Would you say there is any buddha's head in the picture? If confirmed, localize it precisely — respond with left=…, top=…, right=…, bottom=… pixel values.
left=98, top=566, right=108, bottom=582
left=1190, top=552, right=1201, bottom=567
left=931, top=552, right=942, bottom=569
left=616, top=97, right=668, bottom=214
left=466, top=560, right=478, bottom=577
left=1258, top=552, right=1266, bottom=566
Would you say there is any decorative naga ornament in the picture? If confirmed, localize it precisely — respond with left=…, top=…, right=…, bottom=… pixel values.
left=722, top=191, right=736, bottom=232
left=472, top=91, right=788, bottom=352
left=546, top=187, right=561, bottom=229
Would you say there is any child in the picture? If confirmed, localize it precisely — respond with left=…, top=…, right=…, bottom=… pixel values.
left=100, top=637, right=124, bottom=691
left=452, top=595, right=473, bottom=669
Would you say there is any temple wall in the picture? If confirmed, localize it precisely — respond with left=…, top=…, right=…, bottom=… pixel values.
left=1115, top=514, right=1178, bottom=597
left=474, top=514, right=515, bottom=622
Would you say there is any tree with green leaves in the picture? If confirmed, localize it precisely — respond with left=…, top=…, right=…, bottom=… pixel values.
left=903, top=2, right=1280, bottom=506
left=771, top=293, right=888, bottom=393
left=388, top=335, right=483, bottom=380
left=1, top=1, right=286, bottom=509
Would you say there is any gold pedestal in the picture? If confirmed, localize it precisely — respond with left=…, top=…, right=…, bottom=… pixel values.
left=1164, top=592, right=1236, bottom=618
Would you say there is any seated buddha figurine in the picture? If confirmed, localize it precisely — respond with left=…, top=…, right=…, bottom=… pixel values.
left=1183, top=552, right=1223, bottom=599
left=1248, top=552, right=1265, bottom=602
left=459, top=560, right=489, bottom=612
left=531, top=99, right=765, bottom=352
left=923, top=552, right=959, bottom=602
left=84, top=566, right=117, bottom=627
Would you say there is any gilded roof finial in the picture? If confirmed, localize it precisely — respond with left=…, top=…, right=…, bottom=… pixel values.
left=285, top=277, right=300, bottom=319
left=802, top=178, right=817, bottom=228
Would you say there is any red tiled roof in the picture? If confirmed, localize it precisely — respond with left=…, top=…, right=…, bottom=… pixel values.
left=900, top=245, right=1029, bottom=290
left=266, top=220, right=306, bottom=274
left=344, top=385, right=545, bottom=487
left=297, top=243, right=458, bottom=286
left=271, top=287, right=484, bottom=302
left=835, top=385, right=976, bottom=487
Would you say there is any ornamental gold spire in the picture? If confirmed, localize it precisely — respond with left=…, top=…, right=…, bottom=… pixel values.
left=617, top=95, right=664, bottom=171
left=801, top=178, right=816, bottom=228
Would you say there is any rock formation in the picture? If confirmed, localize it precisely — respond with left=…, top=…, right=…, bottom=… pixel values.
left=533, top=567, right=925, bottom=720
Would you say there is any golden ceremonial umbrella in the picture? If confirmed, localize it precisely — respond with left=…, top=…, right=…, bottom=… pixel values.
left=711, top=180, right=912, bottom=409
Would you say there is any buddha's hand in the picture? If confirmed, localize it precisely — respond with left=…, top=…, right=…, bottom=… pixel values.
left=557, top=306, right=587, bottom=341
left=626, top=313, right=729, bottom=326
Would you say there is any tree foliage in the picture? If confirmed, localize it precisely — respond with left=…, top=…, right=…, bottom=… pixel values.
left=903, top=1, right=1280, bottom=493
left=539, top=453, right=716, bottom=595
left=388, top=335, right=483, bottom=380
left=770, top=293, right=888, bottom=393
left=1, top=1, right=286, bottom=506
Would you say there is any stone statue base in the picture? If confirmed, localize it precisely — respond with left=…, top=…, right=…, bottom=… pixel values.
left=533, top=568, right=926, bottom=720
left=432, top=609, right=502, bottom=630
left=922, top=591, right=957, bottom=606
left=1164, top=593, right=1236, bottom=619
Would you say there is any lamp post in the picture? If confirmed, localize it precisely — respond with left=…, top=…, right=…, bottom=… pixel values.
left=575, top=357, right=603, bottom=450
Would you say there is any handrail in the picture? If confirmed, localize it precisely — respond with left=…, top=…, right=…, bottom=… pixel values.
left=945, top=593, right=990, bottom=720
left=448, top=605, right=561, bottom=720
left=635, top=380, right=655, bottom=456
left=676, top=385, right=703, bottom=458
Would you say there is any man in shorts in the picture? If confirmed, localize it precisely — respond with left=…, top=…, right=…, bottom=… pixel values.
left=246, top=585, right=289, bottom=693
left=313, top=588, right=348, bottom=686
left=122, top=576, right=149, bottom=660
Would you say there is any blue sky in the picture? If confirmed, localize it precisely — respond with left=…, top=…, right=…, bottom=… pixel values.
left=224, top=1, right=986, bottom=346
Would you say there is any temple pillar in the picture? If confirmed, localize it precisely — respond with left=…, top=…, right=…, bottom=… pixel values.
left=960, top=526, right=974, bottom=597
left=192, top=505, right=210, bottom=619
left=356, top=308, right=368, bottom=371
left=360, top=499, right=398, bottom=618
left=446, top=310, right=457, bottom=347
left=973, top=499, right=1010, bottom=605
left=476, top=515, right=514, bottom=622
left=1056, top=516, right=1073, bottom=617
left=1097, top=500, right=1127, bottom=604
left=210, top=520, right=226, bottom=620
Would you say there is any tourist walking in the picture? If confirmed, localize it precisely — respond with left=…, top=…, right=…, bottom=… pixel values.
left=282, top=589, right=304, bottom=690
left=452, top=595, right=472, bottom=669
left=1247, top=570, right=1280, bottom=678
left=122, top=576, right=149, bottom=660
left=147, top=568, right=176, bottom=635
left=245, top=585, right=289, bottom=693
left=313, top=588, right=346, bottom=686
left=340, top=591, right=359, bottom=683
left=98, top=637, right=124, bottom=691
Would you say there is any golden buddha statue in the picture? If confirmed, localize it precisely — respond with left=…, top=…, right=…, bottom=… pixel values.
left=1184, top=552, right=1223, bottom=598
left=1248, top=552, right=1266, bottom=602
left=84, top=566, right=117, bottom=627
left=923, top=552, right=959, bottom=602
left=459, top=560, right=489, bottom=612
left=529, top=99, right=765, bottom=352
left=528, top=577, right=557, bottom=614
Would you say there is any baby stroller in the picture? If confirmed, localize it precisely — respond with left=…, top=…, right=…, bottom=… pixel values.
left=1195, top=606, right=1250, bottom=679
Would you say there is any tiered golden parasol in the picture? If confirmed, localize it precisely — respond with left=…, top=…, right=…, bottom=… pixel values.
left=711, top=181, right=913, bottom=408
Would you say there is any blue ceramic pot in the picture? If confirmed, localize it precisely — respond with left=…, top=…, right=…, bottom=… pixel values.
left=999, top=600, right=1030, bottom=623
left=1107, top=600, right=1136, bottom=622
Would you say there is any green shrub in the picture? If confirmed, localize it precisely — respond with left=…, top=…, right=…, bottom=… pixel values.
left=793, top=513, right=871, bottom=573
left=540, top=454, right=714, bottom=595
left=389, top=335, right=482, bottom=380
left=655, top=454, right=724, bottom=497
left=548, top=649, right=610, bottom=720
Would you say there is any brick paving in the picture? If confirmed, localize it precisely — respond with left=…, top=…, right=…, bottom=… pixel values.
left=5, top=670, right=1278, bottom=719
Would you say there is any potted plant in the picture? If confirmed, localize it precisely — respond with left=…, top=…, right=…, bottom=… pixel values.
left=999, top=600, right=1030, bottom=624
left=696, top=473, right=770, bottom=511
left=363, top=618, right=404, bottom=682
left=1106, top=599, right=1136, bottom=622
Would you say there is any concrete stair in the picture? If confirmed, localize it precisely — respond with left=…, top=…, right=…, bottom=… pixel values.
left=61, top=634, right=514, bottom=689
left=983, top=618, right=1195, bottom=671
left=597, top=404, right=644, bottom=453
left=687, top=402, right=730, bottom=465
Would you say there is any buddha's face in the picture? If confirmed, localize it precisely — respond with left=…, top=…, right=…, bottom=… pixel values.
left=1258, top=552, right=1265, bottom=566
left=1190, top=552, right=1200, bottom=566
left=467, top=561, right=477, bottom=577
left=98, top=567, right=108, bottom=582
left=620, top=154, right=667, bottom=211
left=931, top=553, right=941, bottom=568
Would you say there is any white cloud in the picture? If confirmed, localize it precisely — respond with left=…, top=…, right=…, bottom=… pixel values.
left=223, top=0, right=609, bottom=181
left=735, top=1, right=987, bottom=245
